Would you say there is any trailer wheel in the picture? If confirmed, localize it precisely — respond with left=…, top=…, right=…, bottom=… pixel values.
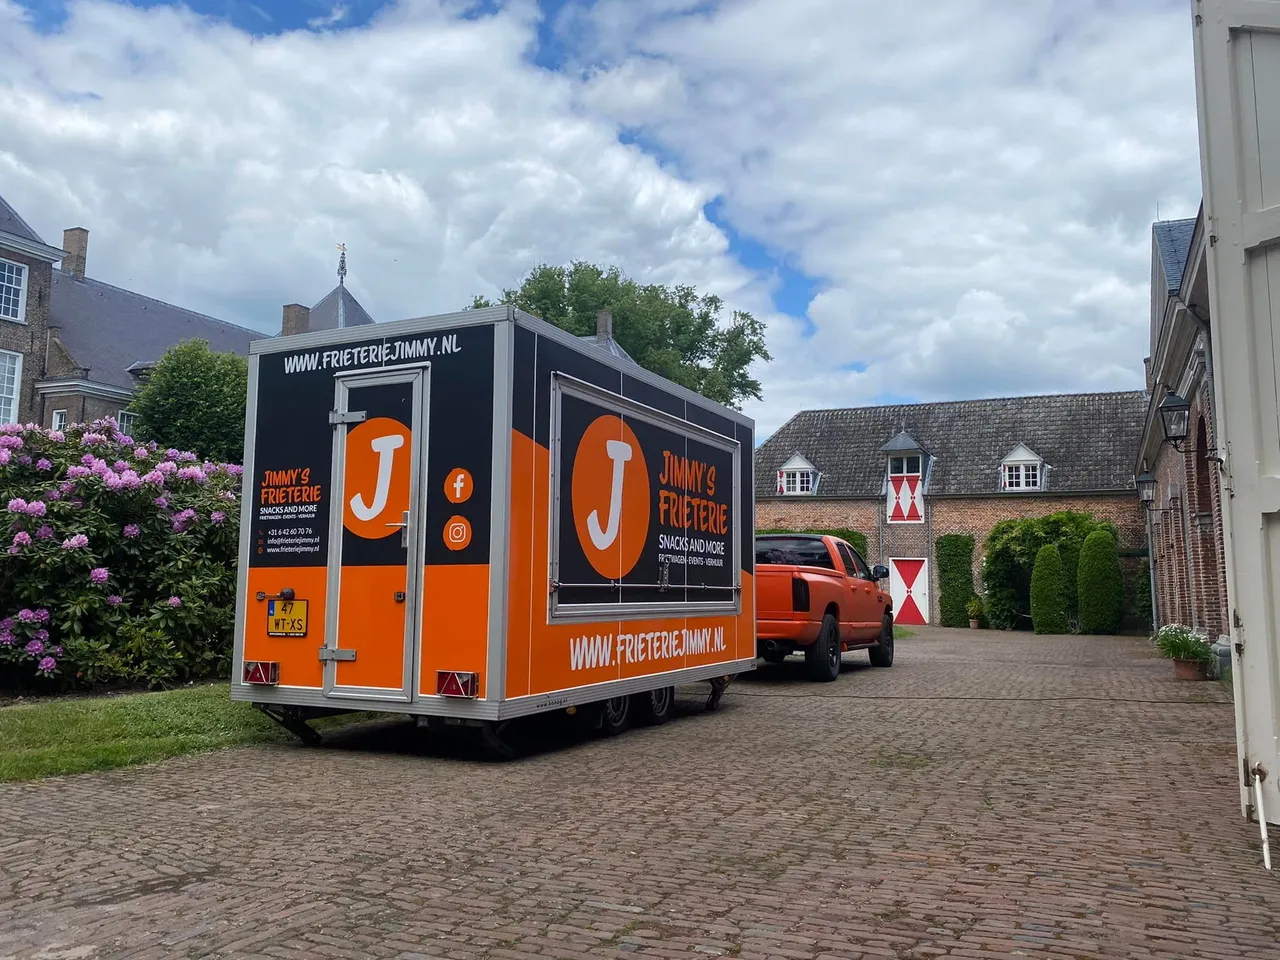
left=635, top=686, right=675, bottom=726
left=599, top=695, right=632, bottom=736
left=805, top=613, right=842, bottom=682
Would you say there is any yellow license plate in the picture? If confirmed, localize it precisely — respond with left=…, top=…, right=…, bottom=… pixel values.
left=267, top=599, right=309, bottom=637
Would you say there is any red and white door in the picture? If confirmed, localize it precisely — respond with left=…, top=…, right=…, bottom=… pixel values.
left=888, top=558, right=928, bottom=625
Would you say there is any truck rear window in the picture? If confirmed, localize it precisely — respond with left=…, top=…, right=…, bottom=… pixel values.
left=755, top=538, right=835, bottom=569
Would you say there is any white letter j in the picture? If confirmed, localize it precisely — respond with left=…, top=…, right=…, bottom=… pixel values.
left=350, top=434, right=405, bottom=521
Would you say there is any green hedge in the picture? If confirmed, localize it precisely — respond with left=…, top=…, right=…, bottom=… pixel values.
left=1030, top=544, right=1069, bottom=635
left=1077, top=529, right=1123, bottom=634
left=1128, top=558, right=1153, bottom=632
left=936, top=534, right=976, bottom=628
left=757, top=528, right=868, bottom=559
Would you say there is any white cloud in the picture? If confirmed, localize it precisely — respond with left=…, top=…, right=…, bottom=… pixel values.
left=0, top=0, right=1205, bottom=440
left=307, top=3, right=349, bottom=30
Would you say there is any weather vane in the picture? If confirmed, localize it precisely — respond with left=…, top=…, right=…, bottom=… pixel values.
left=337, top=242, right=347, bottom=286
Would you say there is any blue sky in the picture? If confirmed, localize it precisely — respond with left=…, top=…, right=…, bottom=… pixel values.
left=1, top=0, right=1204, bottom=435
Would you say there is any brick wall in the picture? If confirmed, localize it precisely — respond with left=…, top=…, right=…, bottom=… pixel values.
left=757, top=493, right=1144, bottom=622
left=0, top=250, right=52, bottom=424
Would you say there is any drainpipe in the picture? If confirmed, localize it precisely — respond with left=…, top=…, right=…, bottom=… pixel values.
left=1145, top=506, right=1161, bottom=632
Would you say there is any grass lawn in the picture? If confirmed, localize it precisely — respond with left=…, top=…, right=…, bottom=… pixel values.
left=893, top=626, right=915, bottom=639
left=0, top=683, right=388, bottom=783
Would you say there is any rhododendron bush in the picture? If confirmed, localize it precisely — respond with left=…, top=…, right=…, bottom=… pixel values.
left=0, top=418, right=241, bottom=689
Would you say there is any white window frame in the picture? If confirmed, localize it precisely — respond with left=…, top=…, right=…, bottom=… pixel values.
left=0, top=257, right=28, bottom=325
left=117, top=410, right=137, bottom=435
left=889, top=455, right=922, bottom=477
left=1002, top=460, right=1043, bottom=491
left=51, top=409, right=68, bottom=432
left=0, top=350, right=23, bottom=425
left=781, top=468, right=817, bottom=495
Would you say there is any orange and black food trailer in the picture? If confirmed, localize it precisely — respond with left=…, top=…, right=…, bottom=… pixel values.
left=232, top=305, right=757, bottom=750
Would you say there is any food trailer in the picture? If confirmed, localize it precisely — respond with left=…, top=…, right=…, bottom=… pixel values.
left=231, top=304, right=757, bottom=751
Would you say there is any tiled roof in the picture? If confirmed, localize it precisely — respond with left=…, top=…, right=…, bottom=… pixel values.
left=1153, top=218, right=1197, bottom=295
left=756, top=390, right=1147, bottom=498
left=309, top=284, right=374, bottom=330
left=0, top=193, right=45, bottom=246
left=50, top=272, right=266, bottom=390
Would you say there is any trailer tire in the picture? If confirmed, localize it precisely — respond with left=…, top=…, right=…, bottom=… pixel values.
left=635, top=686, right=675, bottom=726
left=805, top=613, right=842, bottom=682
left=599, top=695, right=632, bottom=736
left=869, top=614, right=895, bottom=668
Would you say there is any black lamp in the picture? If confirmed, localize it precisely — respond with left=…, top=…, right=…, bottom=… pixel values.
left=1135, top=469, right=1156, bottom=506
left=1158, top=389, right=1191, bottom=449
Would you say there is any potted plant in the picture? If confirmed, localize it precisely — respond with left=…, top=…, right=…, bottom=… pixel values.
left=966, top=597, right=983, bottom=630
left=1154, top=624, right=1213, bottom=680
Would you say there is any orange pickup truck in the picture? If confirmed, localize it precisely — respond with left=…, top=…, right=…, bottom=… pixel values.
left=755, top=533, right=895, bottom=681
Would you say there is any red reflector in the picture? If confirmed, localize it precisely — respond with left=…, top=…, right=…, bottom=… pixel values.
left=436, top=670, right=478, bottom=698
left=243, top=660, right=280, bottom=685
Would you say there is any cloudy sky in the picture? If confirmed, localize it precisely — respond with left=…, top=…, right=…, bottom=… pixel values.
left=2, top=0, right=1203, bottom=437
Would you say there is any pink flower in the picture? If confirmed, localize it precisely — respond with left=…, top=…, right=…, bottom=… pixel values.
left=167, top=596, right=182, bottom=608
left=165, top=448, right=180, bottom=460
left=11, top=531, right=30, bottom=547
left=80, top=454, right=97, bottom=466
left=210, top=511, right=226, bottom=524
left=141, top=471, right=164, bottom=486
left=113, top=460, right=129, bottom=472
left=17, top=609, right=35, bottom=622
left=35, top=458, right=52, bottom=471
left=6, top=498, right=26, bottom=513
left=178, top=451, right=198, bottom=463
left=59, top=481, right=75, bottom=494
left=66, top=466, right=91, bottom=479
left=7, top=546, right=18, bottom=555
left=24, top=639, right=42, bottom=656
left=48, top=430, right=65, bottom=442
left=134, top=447, right=149, bottom=459
left=226, top=464, right=244, bottom=477
left=156, top=460, right=177, bottom=476
left=33, top=628, right=48, bottom=642
left=123, top=523, right=140, bottom=538
left=80, top=432, right=108, bottom=447
left=107, top=595, right=122, bottom=607
left=0, top=435, right=24, bottom=450
left=37, top=656, right=56, bottom=674
left=45, top=489, right=61, bottom=502
left=35, top=525, right=53, bottom=540
left=177, top=466, right=207, bottom=483
left=0, top=631, right=12, bottom=646
left=24, top=501, right=46, bottom=517
left=61, top=534, right=89, bottom=550
left=153, top=496, right=169, bottom=508
left=89, top=567, right=109, bottom=585
left=0, top=449, right=11, bottom=466
left=33, top=609, right=49, bottom=623
left=17, top=455, right=31, bottom=465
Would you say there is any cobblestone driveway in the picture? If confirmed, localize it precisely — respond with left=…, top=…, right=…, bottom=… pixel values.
left=2, top=629, right=1278, bottom=959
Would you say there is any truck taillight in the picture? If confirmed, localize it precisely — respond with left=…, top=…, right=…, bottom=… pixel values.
left=243, top=660, right=280, bottom=685
left=792, top=577, right=810, bottom=612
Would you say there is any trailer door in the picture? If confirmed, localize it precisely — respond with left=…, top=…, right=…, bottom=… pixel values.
left=1192, top=0, right=1280, bottom=826
left=323, top=366, right=429, bottom=701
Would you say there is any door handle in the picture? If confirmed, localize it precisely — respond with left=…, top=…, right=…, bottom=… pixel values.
left=384, top=511, right=410, bottom=547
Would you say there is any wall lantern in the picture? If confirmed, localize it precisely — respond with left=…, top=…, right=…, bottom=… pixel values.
left=1158, top=389, right=1191, bottom=449
left=1135, top=468, right=1157, bottom=507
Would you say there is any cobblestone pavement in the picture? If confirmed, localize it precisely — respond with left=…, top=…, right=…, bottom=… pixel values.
left=2, top=629, right=1278, bottom=959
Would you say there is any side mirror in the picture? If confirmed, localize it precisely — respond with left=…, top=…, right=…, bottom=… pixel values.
left=871, top=565, right=889, bottom=582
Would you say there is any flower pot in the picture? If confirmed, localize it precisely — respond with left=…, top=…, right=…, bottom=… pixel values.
left=969, top=619, right=980, bottom=629
left=1173, top=658, right=1209, bottom=681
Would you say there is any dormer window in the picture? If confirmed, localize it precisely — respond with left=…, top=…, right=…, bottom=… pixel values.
left=1001, top=444, right=1046, bottom=492
left=776, top=454, right=820, bottom=496
left=889, top=455, right=921, bottom=477
left=879, top=431, right=926, bottom=524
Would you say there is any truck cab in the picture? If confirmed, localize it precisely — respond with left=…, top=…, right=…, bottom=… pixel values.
left=754, top=533, right=894, bottom=681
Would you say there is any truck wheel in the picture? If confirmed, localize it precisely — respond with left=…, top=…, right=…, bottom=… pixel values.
left=634, top=686, right=675, bottom=726
left=599, top=695, right=632, bottom=736
left=805, top=613, right=841, bottom=682
left=869, top=615, right=895, bottom=668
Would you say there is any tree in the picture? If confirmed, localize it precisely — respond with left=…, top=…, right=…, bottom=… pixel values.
left=936, top=534, right=976, bottom=628
left=1077, top=529, right=1124, bottom=635
left=1030, top=544, right=1069, bottom=635
left=129, top=339, right=249, bottom=464
left=469, top=261, right=771, bottom=409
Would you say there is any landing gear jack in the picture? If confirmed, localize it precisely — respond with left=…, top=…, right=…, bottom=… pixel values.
left=479, top=720, right=516, bottom=761
left=706, top=676, right=732, bottom=712
left=258, top=705, right=323, bottom=746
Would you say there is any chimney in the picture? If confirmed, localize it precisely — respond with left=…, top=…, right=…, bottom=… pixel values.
left=282, top=303, right=310, bottom=337
left=62, top=227, right=89, bottom=279
left=596, top=308, right=612, bottom=343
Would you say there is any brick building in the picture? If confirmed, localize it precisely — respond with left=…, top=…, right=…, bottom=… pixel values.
left=0, top=192, right=374, bottom=432
left=755, top=392, right=1148, bottom=624
left=1135, top=208, right=1229, bottom=639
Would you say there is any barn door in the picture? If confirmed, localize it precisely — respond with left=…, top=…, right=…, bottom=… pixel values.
left=889, top=558, right=928, bottom=626
left=1192, top=0, right=1280, bottom=826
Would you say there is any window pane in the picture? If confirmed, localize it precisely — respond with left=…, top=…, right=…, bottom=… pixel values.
left=0, top=352, right=18, bottom=424
left=889, top=457, right=904, bottom=475
left=755, top=537, right=835, bottom=569
left=906, top=456, right=920, bottom=474
left=1025, top=464, right=1038, bottom=488
left=0, top=261, right=24, bottom=322
left=798, top=471, right=812, bottom=492
left=784, top=472, right=797, bottom=493
left=52, top=410, right=67, bottom=432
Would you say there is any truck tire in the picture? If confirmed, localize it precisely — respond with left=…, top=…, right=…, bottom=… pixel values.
left=805, top=613, right=842, bottom=682
left=869, top=614, right=895, bottom=668
left=634, top=686, right=675, bottom=726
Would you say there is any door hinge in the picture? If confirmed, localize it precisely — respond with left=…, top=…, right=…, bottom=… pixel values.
left=329, top=410, right=367, bottom=425
left=318, top=647, right=357, bottom=662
